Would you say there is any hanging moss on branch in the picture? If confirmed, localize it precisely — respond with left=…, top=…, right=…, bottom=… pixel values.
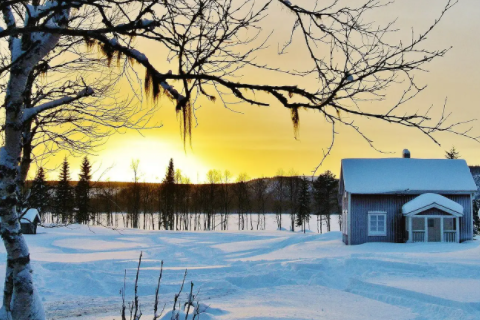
left=291, top=107, right=300, bottom=138
left=144, top=67, right=162, bottom=102
left=177, top=101, right=192, bottom=148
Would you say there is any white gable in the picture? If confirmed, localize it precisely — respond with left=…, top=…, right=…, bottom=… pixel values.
left=402, top=193, right=464, bottom=216
left=21, top=208, right=40, bottom=223
left=341, top=158, right=477, bottom=194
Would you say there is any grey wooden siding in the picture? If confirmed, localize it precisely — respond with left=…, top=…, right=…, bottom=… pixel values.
left=20, top=222, right=37, bottom=234
left=347, top=194, right=472, bottom=245
left=448, top=194, right=473, bottom=242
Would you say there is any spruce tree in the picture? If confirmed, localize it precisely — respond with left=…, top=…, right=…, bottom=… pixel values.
left=28, top=167, right=49, bottom=215
left=286, top=170, right=300, bottom=231
left=296, top=175, right=310, bottom=233
left=55, top=157, right=74, bottom=222
left=161, top=159, right=175, bottom=230
left=313, top=171, right=339, bottom=232
left=445, top=146, right=460, bottom=159
left=473, top=200, right=480, bottom=235
left=75, top=157, right=92, bottom=223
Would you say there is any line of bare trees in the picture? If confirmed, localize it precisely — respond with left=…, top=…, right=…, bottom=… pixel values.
left=32, top=159, right=340, bottom=232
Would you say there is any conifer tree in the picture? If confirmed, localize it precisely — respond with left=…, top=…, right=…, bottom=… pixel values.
left=313, top=171, right=339, bottom=232
left=55, top=157, right=74, bottom=222
left=296, top=176, right=311, bottom=233
left=28, top=167, right=49, bottom=215
left=287, top=169, right=300, bottom=231
left=473, top=200, right=480, bottom=235
left=445, top=146, right=461, bottom=159
left=75, top=157, right=92, bottom=223
left=161, top=159, right=175, bottom=230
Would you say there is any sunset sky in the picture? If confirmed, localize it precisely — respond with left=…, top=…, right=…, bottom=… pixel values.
left=37, top=0, right=480, bottom=183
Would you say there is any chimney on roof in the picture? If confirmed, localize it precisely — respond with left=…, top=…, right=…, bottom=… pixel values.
left=402, top=149, right=411, bottom=158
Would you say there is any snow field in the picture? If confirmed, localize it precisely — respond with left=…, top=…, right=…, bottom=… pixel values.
left=0, top=218, right=479, bottom=319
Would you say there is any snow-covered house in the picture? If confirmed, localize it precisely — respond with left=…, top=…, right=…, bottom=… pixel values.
left=339, top=150, right=477, bottom=245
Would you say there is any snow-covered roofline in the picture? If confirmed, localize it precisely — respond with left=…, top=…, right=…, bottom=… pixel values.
left=21, top=209, right=40, bottom=223
left=402, top=193, right=464, bottom=217
left=340, top=158, right=477, bottom=195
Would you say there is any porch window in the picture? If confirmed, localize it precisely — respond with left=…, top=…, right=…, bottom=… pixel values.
left=443, top=217, right=457, bottom=242
left=411, top=218, right=426, bottom=242
left=368, top=212, right=387, bottom=236
left=444, top=218, right=456, bottom=231
left=412, top=218, right=425, bottom=230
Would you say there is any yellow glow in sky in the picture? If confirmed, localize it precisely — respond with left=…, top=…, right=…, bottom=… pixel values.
left=34, top=0, right=480, bottom=183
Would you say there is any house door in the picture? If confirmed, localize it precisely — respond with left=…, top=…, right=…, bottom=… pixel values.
left=428, top=218, right=441, bottom=242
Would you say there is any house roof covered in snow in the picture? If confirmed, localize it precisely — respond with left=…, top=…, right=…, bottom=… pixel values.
left=340, top=158, right=477, bottom=194
left=402, top=193, right=464, bottom=216
left=21, top=208, right=40, bottom=224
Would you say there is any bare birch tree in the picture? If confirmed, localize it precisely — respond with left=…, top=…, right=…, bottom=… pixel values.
left=220, top=170, right=232, bottom=230
left=205, top=169, right=220, bottom=230
left=235, top=172, right=251, bottom=230
left=252, top=177, right=268, bottom=230
left=273, top=169, right=286, bottom=230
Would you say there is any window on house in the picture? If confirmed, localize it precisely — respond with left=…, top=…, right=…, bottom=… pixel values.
left=444, top=218, right=455, bottom=231
left=412, top=218, right=425, bottom=231
left=428, top=219, right=434, bottom=228
left=368, top=212, right=387, bottom=236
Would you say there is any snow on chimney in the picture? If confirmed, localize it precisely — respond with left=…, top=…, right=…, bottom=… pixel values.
left=402, top=149, right=411, bottom=158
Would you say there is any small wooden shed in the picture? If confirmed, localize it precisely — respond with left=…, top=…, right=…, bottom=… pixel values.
left=20, top=209, right=41, bottom=234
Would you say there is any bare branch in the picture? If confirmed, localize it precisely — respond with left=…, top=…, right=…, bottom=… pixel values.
left=21, top=86, right=94, bottom=123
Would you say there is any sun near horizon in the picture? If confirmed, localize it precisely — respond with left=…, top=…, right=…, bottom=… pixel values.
left=32, top=0, right=480, bottom=183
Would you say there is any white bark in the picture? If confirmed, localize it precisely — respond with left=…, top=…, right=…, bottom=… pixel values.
left=21, top=87, right=94, bottom=123
left=0, top=3, right=71, bottom=319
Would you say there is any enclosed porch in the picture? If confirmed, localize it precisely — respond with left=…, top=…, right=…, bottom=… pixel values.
left=402, top=193, right=462, bottom=243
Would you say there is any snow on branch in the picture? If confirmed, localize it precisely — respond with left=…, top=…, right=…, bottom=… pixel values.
left=1, top=0, right=475, bottom=155
left=2, top=3, right=17, bottom=49
left=1, top=5, right=15, bottom=29
left=103, top=37, right=186, bottom=105
left=21, top=87, right=94, bottom=123
left=0, top=19, right=161, bottom=40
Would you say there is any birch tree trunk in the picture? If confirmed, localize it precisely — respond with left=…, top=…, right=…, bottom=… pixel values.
left=0, top=8, right=63, bottom=316
left=0, top=61, right=45, bottom=319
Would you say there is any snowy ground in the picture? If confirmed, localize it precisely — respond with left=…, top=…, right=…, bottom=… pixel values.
left=1, top=220, right=480, bottom=319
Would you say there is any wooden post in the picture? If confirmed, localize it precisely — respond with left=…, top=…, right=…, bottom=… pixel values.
left=408, top=217, right=413, bottom=243
left=455, top=217, right=460, bottom=243
left=440, top=217, right=444, bottom=242
left=424, top=217, right=428, bottom=243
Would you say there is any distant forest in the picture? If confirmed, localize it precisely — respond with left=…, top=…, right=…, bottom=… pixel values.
left=24, top=148, right=480, bottom=233
left=25, top=158, right=341, bottom=233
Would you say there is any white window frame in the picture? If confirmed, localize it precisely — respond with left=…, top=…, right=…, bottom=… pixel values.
left=368, top=211, right=387, bottom=236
